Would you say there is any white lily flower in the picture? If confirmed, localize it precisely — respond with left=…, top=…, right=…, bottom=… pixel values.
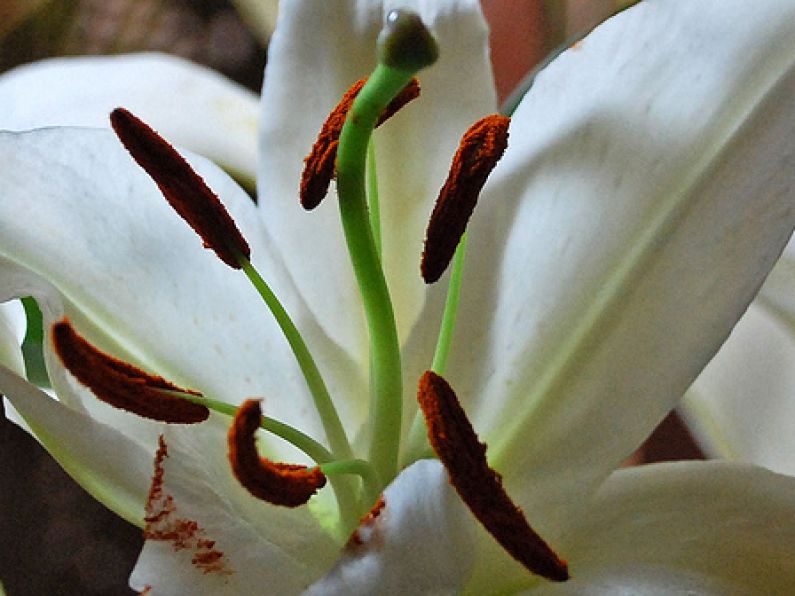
left=1, top=0, right=795, bottom=594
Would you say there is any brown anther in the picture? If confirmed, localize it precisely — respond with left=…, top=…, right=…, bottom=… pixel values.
left=417, top=371, right=569, bottom=582
left=110, top=107, right=250, bottom=269
left=300, top=77, right=421, bottom=210
left=421, top=114, right=510, bottom=283
left=52, top=319, right=209, bottom=424
left=228, top=399, right=326, bottom=507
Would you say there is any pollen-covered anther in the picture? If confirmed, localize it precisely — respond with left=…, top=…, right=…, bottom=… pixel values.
left=300, top=77, right=421, bottom=210
left=417, top=371, right=569, bottom=582
left=52, top=319, right=209, bottom=424
left=228, top=399, right=326, bottom=507
left=421, top=114, right=510, bottom=283
left=110, top=107, right=250, bottom=269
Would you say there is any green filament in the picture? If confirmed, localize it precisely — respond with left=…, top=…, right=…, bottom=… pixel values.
left=238, top=257, right=352, bottom=462
left=178, top=392, right=334, bottom=464
left=430, top=234, right=468, bottom=375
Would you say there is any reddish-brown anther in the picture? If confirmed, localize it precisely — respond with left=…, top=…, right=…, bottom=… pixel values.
left=110, top=107, right=250, bottom=269
left=300, top=77, right=421, bottom=210
left=52, top=319, right=209, bottom=424
left=417, top=371, right=569, bottom=582
left=228, top=399, right=326, bottom=507
left=421, top=114, right=510, bottom=283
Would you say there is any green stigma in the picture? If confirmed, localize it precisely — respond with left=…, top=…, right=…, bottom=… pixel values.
left=377, top=9, right=439, bottom=72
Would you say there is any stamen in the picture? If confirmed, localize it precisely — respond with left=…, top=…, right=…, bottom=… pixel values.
left=421, top=115, right=510, bottom=283
left=228, top=399, right=326, bottom=507
left=417, top=371, right=569, bottom=582
left=300, top=77, right=420, bottom=210
left=52, top=319, right=209, bottom=424
left=110, top=107, right=250, bottom=269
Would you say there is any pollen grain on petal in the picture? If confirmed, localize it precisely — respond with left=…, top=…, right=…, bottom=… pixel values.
left=422, top=114, right=510, bottom=283
left=300, top=77, right=421, bottom=210
left=228, top=399, right=326, bottom=507
left=145, top=436, right=232, bottom=576
left=52, top=319, right=209, bottom=424
left=417, top=371, right=569, bottom=582
left=110, top=107, right=250, bottom=269
left=347, top=495, right=386, bottom=550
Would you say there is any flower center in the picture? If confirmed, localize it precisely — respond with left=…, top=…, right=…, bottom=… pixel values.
left=51, top=9, right=569, bottom=583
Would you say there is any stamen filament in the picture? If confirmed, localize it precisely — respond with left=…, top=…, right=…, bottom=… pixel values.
left=431, top=234, right=468, bottom=375
left=403, top=235, right=468, bottom=464
left=320, top=459, right=379, bottom=489
left=173, top=391, right=334, bottom=464
left=238, top=257, right=352, bottom=462
left=335, top=63, right=416, bottom=486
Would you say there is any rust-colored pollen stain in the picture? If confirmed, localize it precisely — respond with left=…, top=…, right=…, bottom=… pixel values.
left=145, top=436, right=232, bottom=577
left=110, top=107, right=250, bottom=269
left=417, top=371, right=569, bottom=582
left=347, top=495, right=386, bottom=549
left=300, top=77, right=421, bottom=210
left=421, top=114, right=510, bottom=283
left=52, top=319, right=209, bottom=424
left=228, top=399, right=326, bottom=507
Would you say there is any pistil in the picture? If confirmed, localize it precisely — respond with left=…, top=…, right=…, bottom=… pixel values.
left=333, top=9, right=438, bottom=489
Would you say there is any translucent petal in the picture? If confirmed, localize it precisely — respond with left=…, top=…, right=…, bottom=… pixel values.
left=0, top=300, right=25, bottom=375
left=683, top=302, right=795, bottom=475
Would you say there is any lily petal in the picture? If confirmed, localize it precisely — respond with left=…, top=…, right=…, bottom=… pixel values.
left=258, top=0, right=497, bottom=359
left=683, top=301, right=795, bottom=475
left=306, top=459, right=475, bottom=596
left=522, top=462, right=795, bottom=594
left=0, top=300, right=25, bottom=375
left=755, top=237, right=795, bottom=327
left=0, top=363, right=151, bottom=526
left=443, top=0, right=795, bottom=535
left=129, top=414, right=339, bottom=595
left=0, top=53, right=259, bottom=182
left=682, top=238, right=795, bottom=472
left=0, top=127, right=361, bottom=458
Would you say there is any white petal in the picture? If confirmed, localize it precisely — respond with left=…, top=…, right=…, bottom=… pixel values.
left=258, top=0, right=497, bottom=358
left=755, top=236, right=795, bottom=328
left=129, top=414, right=339, bottom=596
left=521, top=462, right=795, bottom=594
left=0, top=53, right=259, bottom=181
left=305, top=459, right=475, bottom=596
left=438, top=0, right=795, bottom=538
left=683, top=302, right=795, bottom=475
left=0, top=363, right=151, bottom=526
left=0, top=128, right=360, bottom=457
left=0, top=300, right=25, bottom=375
